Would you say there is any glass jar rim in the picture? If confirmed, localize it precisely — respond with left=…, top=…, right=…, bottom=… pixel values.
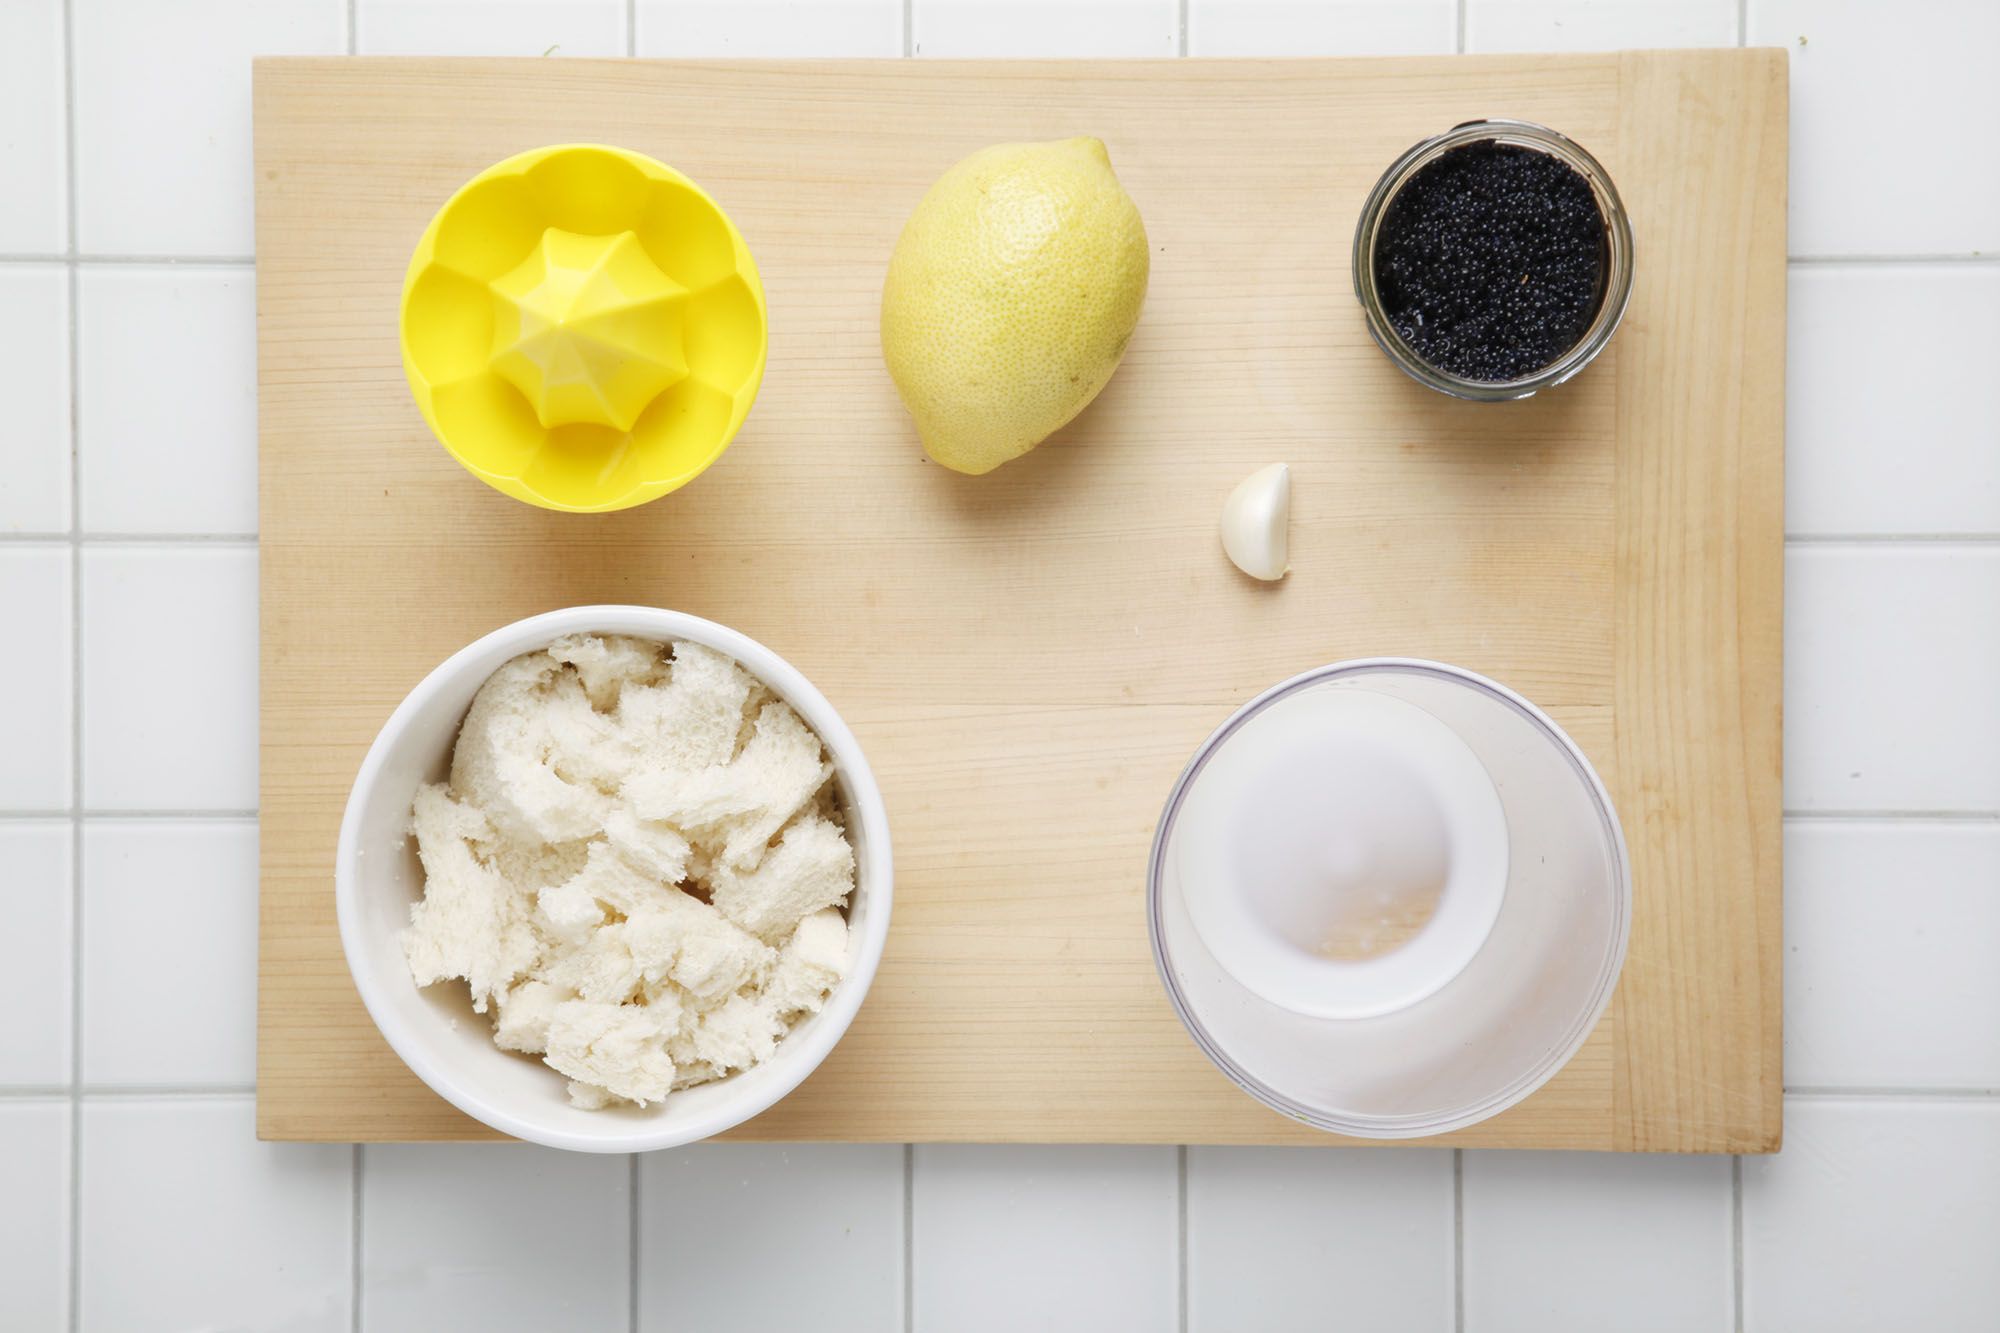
left=1353, top=119, right=1636, bottom=403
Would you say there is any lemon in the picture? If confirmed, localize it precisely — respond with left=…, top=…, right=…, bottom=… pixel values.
left=881, top=138, right=1149, bottom=475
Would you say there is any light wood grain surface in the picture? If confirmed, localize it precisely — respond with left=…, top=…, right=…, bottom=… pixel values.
left=254, top=51, right=1784, bottom=1150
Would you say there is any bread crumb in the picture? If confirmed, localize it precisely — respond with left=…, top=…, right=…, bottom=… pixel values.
left=402, top=636, right=852, bottom=1109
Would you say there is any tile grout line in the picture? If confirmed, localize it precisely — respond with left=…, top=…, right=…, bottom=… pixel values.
left=1177, top=1146, right=1188, bottom=1333
left=1177, top=0, right=1188, bottom=56
left=0, top=532, right=259, bottom=544
left=1455, top=0, right=1467, bottom=53
left=903, top=1144, right=915, bottom=1333
left=1732, top=1156, right=1745, bottom=1333
left=1787, top=533, right=2000, bottom=544
left=0, top=809, right=261, bottom=821
left=625, top=0, right=636, bottom=57
left=902, top=0, right=913, bottom=58
left=61, top=0, right=83, bottom=1319
left=1737, top=0, right=1747, bottom=46
left=628, top=1155, right=640, bottom=1333
left=8, top=1088, right=267, bottom=1102
left=1788, top=1085, right=1999, bottom=1099
left=1452, top=1149, right=1465, bottom=1332
left=2, top=1084, right=260, bottom=1098
left=347, top=0, right=357, bottom=55
left=1789, top=253, right=2000, bottom=265
left=350, top=1145, right=364, bottom=1333
left=1783, top=810, right=2000, bottom=823
left=0, top=253, right=258, bottom=266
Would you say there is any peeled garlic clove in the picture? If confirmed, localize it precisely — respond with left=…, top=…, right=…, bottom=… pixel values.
left=1220, top=463, right=1291, bottom=581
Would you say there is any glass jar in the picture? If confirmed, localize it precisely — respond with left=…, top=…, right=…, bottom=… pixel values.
left=1352, top=119, right=1635, bottom=402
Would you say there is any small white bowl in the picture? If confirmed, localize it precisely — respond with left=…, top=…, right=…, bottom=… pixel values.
left=335, top=605, right=893, bottom=1153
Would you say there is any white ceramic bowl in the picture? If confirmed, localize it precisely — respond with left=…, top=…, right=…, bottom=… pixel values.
left=336, top=606, right=893, bottom=1152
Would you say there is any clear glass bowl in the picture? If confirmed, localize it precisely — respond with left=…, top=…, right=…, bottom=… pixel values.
left=1147, top=659, right=1630, bottom=1138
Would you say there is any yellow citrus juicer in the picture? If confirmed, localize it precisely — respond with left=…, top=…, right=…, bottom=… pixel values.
left=399, top=144, right=767, bottom=512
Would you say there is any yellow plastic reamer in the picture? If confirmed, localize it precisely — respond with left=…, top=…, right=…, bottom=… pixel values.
left=399, top=144, right=767, bottom=512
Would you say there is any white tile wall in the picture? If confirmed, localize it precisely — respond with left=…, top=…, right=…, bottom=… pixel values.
left=357, top=0, right=627, bottom=55
left=913, top=1146, right=1179, bottom=1332
left=639, top=1144, right=905, bottom=1331
left=0, top=266, right=72, bottom=533
left=1750, top=0, right=2000, bottom=257
left=78, top=1097, right=351, bottom=1332
left=1744, top=1098, right=2000, bottom=1332
left=1784, top=821, right=2000, bottom=1091
left=80, top=820, right=259, bottom=1087
left=1189, top=0, right=1456, bottom=55
left=1187, top=1147, right=1454, bottom=1331
left=0, top=0, right=66, bottom=253
left=0, top=545, right=73, bottom=810
left=73, top=0, right=346, bottom=257
left=638, top=0, right=905, bottom=55
left=0, top=1101, right=70, bottom=1331
left=1786, top=264, right=2000, bottom=536
left=78, top=266, right=259, bottom=536
left=1785, top=546, right=2000, bottom=813
left=0, top=823, right=72, bottom=1088
left=79, top=545, right=259, bottom=811
left=2, top=3, right=1995, bottom=1329
left=363, top=1143, right=631, bottom=1329
left=1462, top=1151, right=1734, bottom=1331
left=915, top=0, right=1179, bottom=56
left=1464, top=0, right=1737, bottom=52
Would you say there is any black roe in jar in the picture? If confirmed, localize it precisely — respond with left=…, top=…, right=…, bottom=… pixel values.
left=1373, top=142, right=1607, bottom=383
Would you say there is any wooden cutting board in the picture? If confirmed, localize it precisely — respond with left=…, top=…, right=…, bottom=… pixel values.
left=253, top=51, right=1785, bottom=1151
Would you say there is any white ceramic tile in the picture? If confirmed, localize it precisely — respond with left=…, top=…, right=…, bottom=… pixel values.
left=1190, top=0, right=1455, bottom=54
left=0, top=0, right=66, bottom=252
left=914, top=0, right=1177, bottom=56
left=72, top=0, right=345, bottom=257
left=0, top=1101, right=70, bottom=1331
left=1750, top=0, right=2000, bottom=256
left=357, top=0, right=626, bottom=55
left=1187, top=1147, right=1453, bottom=1332
left=1465, top=0, right=1735, bottom=51
left=1462, top=1150, right=1731, bottom=1332
left=80, top=545, right=258, bottom=811
left=0, top=545, right=73, bottom=810
left=0, top=266, right=71, bottom=533
left=913, top=1145, right=1177, bottom=1333
left=0, top=822, right=72, bottom=1087
left=638, top=1144, right=902, bottom=1333
left=638, top=0, right=904, bottom=56
left=1784, top=820, right=2000, bottom=1090
left=1786, top=265, right=2000, bottom=536
left=78, top=266, right=258, bottom=535
left=81, top=820, right=257, bottom=1086
left=78, top=1097, right=351, bottom=1332
left=1785, top=546, right=2000, bottom=813
left=364, top=1143, right=630, bottom=1330
left=1744, top=1097, right=2000, bottom=1332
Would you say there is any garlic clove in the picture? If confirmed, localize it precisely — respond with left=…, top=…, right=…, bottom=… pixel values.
left=1220, top=462, right=1291, bottom=581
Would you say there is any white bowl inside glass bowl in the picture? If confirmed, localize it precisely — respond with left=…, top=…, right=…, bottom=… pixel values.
left=335, top=605, right=893, bottom=1153
left=1148, top=659, right=1628, bottom=1139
